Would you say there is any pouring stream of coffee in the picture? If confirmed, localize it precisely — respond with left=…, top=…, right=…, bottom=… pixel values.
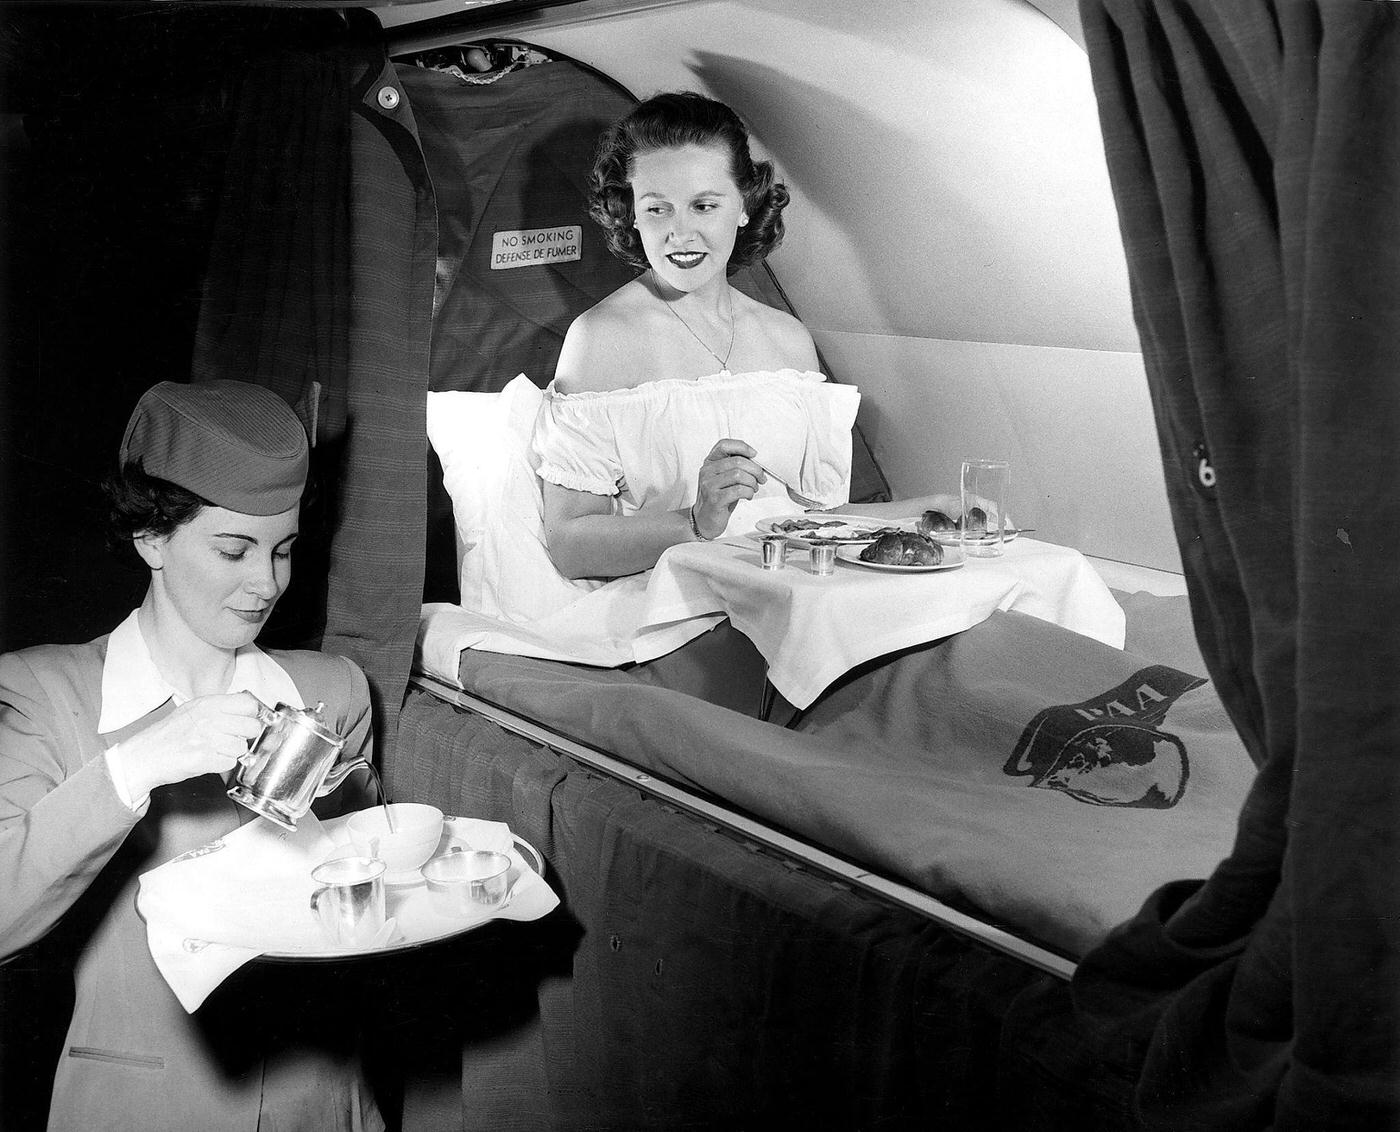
left=361, top=762, right=396, bottom=834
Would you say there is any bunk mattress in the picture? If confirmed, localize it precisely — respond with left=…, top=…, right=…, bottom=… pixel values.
left=406, top=591, right=1255, bottom=961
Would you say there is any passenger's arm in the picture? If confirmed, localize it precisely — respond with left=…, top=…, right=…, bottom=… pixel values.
left=542, top=438, right=768, bottom=579
left=542, top=482, right=691, bottom=579
left=545, top=313, right=685, bottom=579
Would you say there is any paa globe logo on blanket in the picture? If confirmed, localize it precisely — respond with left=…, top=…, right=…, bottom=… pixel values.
left=1005, top=665, right=1206, bottom=808
left=490, top=226, right=582, bottom=270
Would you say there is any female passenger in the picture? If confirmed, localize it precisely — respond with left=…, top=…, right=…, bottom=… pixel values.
left=0, top=380, right=382, bottom=1131
left=538, top=91, right=954, bottom=579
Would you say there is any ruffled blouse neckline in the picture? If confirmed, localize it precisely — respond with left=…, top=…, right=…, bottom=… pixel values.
left=543, top=368, right=826, bottom=403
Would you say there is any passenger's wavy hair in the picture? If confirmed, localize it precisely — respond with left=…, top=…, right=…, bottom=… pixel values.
left=588, top=91, right=789, bottom=273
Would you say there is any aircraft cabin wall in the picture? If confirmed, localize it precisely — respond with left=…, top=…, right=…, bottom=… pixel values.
left=391, top=0, right=1184, bottom=586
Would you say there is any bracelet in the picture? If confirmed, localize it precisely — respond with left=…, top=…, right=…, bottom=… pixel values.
left=688, top=504, right=714, bottom=541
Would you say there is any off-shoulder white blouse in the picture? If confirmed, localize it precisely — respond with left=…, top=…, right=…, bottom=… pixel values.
left=531, top=369, right=860, bottom=514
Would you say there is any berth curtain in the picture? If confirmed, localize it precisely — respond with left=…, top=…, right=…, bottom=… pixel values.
left=193, top=25, right=435, bottom=756
left=1063, top=2, right=1400, bottom=1127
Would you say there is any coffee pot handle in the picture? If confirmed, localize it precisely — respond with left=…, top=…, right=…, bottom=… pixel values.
left=236, top=697, right=281, bottom=767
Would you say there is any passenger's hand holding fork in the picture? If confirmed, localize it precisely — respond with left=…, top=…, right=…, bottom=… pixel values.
left=691, top=438, right=769, bottom=539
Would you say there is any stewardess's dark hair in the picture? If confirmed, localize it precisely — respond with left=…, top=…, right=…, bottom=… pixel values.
left=588, top=91, right=789, bottom=272
left=104, top=461, right=209, bottom=551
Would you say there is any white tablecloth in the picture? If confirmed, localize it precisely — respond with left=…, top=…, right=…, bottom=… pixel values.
left=635, top=537, right=1126, bottom=708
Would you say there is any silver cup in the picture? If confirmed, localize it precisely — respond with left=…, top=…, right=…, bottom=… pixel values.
left=809, top=542, right=837, bottom=575
left=422, top=847, right=514, bottom=914
left=309, top=855, right=386, bottom=947
left=760, top=534, right=789, bottom=570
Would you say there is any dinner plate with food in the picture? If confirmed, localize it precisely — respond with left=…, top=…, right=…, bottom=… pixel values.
left=837, top=531, right=966, bottom=572
left=757, top=513, right=915, bottom=545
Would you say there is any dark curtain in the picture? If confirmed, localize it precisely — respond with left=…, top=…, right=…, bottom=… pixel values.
left=191, top=47, right=350, bottom=445
left=193, top=21, right=435, bottom=759
left=1039, top=3, right=1400, bottom=1128
left=192, top=44, right=351, bottom=654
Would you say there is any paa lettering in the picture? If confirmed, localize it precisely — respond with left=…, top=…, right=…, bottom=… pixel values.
left=1073, top=681, right=1169, bottom=721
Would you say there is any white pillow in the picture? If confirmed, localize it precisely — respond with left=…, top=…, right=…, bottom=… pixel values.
left=427, top=375, right=601, bottom=624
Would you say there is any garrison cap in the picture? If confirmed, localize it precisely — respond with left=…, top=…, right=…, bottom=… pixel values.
left=120, top=380, right=309, bottom=515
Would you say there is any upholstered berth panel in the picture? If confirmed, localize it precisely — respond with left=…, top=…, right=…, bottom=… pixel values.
left=391, top=687, right=1047, bottom=1131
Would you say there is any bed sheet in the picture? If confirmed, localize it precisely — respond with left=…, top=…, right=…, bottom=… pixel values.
left=416, top=593, right=1253, bottom=959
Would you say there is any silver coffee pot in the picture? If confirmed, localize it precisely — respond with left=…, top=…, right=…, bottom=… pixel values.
left=227, top=700, right=367, bottom=831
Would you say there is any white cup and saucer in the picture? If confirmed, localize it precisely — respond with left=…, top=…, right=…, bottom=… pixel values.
left=346, top=802, right=445, bottom=886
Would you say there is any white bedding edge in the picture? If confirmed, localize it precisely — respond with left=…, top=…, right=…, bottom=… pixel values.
left=416, top=497, right=801, bottom=682
left=416, top=599, right=724, bottom=684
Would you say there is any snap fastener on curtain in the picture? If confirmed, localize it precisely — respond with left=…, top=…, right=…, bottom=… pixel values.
left=377, top=86, right=400, bottom=110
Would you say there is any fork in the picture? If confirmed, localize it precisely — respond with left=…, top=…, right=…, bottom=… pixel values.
left=756, top=463, right=825, bottom=510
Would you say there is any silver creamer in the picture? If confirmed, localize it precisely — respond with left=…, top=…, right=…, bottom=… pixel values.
left=228, top=700, right=366, bottom=831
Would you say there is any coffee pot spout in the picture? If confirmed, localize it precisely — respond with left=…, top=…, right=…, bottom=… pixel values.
left=317, top=754, right=370, bottom=798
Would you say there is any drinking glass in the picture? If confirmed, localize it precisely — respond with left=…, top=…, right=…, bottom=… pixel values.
left=960, top=459, right=1009, bottom=558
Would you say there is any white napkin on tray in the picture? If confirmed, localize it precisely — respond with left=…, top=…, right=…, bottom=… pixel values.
left=139, top=811, right=558, bottom=1012
left=137, top=813, right=350, bottom=1011
left=439, top=815, right=512, bottom=853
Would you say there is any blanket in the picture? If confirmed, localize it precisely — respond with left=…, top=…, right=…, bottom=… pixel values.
left=432, top=593, right=1254, bottom=957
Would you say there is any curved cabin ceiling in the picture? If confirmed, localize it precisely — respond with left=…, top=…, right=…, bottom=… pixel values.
left=385, top=0, right=1181, bottom=575
left=389, top=0, right=1133, bottom=352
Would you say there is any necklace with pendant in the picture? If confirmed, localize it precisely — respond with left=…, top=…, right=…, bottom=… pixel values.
left=652, top=269, right=736, bottom=375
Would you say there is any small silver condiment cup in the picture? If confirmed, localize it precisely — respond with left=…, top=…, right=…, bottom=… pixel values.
left=809, top=542, right=837, bottom=576
left=760, top=534, right=789, bottom=570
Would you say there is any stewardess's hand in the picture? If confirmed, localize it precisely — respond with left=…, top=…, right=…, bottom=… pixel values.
left=113, top=692, right=266, bottom=800
left=693, top=438, right=768, bottom=539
